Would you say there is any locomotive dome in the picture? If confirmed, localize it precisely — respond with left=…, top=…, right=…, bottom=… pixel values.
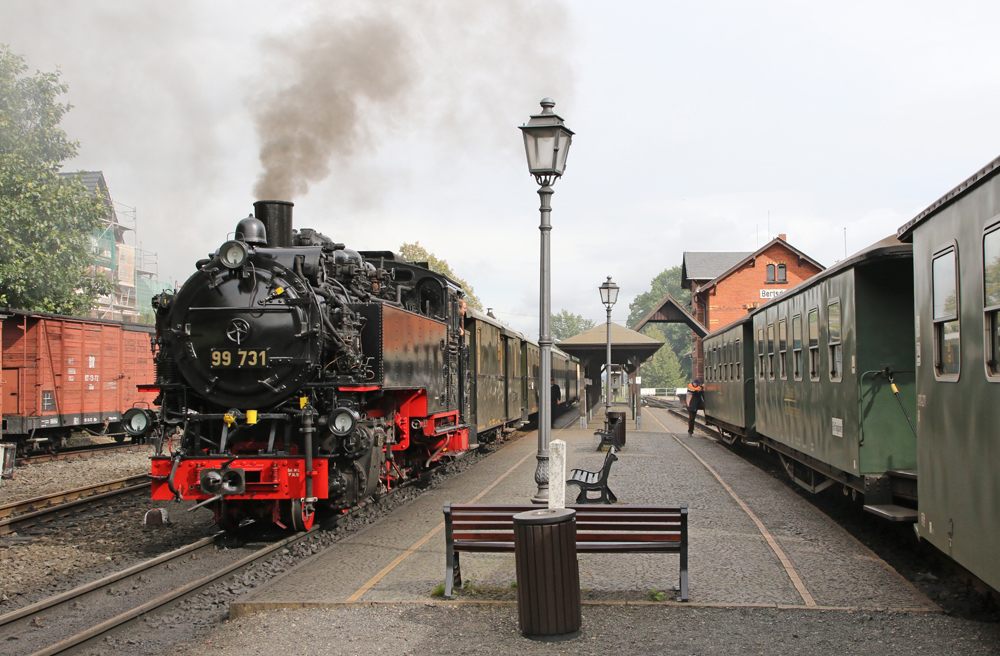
left=235, top=216, right=267, bottom=245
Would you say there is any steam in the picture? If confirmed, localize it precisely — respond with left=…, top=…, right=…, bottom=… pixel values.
left=251, top=0, right=574, bottom=201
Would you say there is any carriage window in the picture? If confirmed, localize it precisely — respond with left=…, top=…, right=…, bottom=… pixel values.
left=728, top=340, right=734, bottom=381
left=933, top=248, right=960, bottom=378
left=792, top=314, right=802, bottom=380
left=757, top=328, right=765, bottom=379
left=778, top=319, right=787, bottom=379
left=766, top=264, right=775, bottom=282
left=984, top=228, right=1000, bottom=377
left=808, top=309, right=820, bottom=381
left=734, top=339, right=741, bottom=380
left=477, top=328, right=482, bottom=374
left=767, top=323, right=775, bottom=380
left=777, top=264, right=787, bottom=282
left=828, top=300, right=842, bottom=382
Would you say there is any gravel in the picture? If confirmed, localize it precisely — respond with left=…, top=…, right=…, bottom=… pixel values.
left=1, top=422, right=536, bottom=656
left=0, top=491, right=217, bottom=610
left=0, top=446, right=155, bottom=504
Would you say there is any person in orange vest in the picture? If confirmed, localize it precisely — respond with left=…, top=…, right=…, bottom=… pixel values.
left=686, top=378, right=705, bottom=435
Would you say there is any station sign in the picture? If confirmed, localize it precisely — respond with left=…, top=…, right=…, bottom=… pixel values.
left=760, top=289, right=787, bottom=299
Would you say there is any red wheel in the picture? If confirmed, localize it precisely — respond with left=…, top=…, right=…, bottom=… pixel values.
left=290, top=499, right=314, bottom=531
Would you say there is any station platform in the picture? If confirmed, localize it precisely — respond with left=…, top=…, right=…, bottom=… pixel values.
left=230, top=405, right=936, bottom=617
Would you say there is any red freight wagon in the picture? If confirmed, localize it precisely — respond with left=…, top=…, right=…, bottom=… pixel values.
left=0, top=309, right=157, bottom=451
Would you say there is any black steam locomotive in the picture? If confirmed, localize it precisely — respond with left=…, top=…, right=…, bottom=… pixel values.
left=142, top=201, right=469, bottom=530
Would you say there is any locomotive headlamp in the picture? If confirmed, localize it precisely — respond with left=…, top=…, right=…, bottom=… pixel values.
left=220, top=240, right=249, bottom=269
left=329, top=408, right=360, bottom=436
left=122, top=407, right=157, bottom=437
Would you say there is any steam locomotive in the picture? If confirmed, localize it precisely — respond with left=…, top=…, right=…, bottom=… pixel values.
left=141, top=201, right=472, bottom=531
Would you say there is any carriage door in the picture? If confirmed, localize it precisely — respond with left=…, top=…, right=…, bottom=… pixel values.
left=3, top=369, right=19, bottom=417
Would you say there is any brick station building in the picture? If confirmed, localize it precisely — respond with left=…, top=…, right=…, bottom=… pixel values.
left=682, top=236, right=824, bottom=379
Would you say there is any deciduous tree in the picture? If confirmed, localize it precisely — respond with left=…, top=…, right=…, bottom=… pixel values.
left=552, top=309, right=595, bottom=342
left=0, top=45, right=111, bottom=315
left=628, top=265, right=693, bottom=373
left=639, top=324, right=685, bottom=389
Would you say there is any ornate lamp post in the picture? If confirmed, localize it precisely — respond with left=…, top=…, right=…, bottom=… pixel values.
left=520, top=98, right=574, bottom=504
left=599, top=276, right=619, bottom=415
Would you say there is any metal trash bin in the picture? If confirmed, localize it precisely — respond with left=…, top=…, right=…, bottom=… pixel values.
left=1, top=443, right=16, bottom=480
left=513, top=508, right=581, bottom=639
left=607, top=410, right=626, bottom=446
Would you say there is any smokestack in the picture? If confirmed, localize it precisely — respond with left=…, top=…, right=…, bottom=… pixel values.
left=253, top=200, right=294, bottom=248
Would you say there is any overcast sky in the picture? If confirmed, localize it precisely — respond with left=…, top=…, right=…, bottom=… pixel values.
left=5, top=0, right=1000, bottom=335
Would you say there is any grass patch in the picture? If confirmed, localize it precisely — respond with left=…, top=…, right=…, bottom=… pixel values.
left=647, top=589, right=666, bottom=602
left=430, top=583, right=446, bottom=598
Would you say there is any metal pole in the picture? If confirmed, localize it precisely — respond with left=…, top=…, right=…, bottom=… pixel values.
left=533, top=184, right=554, bottom=504
left=605, top=304, right=612, bottom=417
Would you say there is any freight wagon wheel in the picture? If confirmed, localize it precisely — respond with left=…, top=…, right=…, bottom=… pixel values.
left=289, top=499, right=315, bottom=532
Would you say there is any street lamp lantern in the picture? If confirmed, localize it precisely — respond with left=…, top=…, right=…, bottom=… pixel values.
left=599, top=276, right=619, bottom=309
left=520, top=98, right=573, bottom=504
left=599, top=276, right=618, bottom=415
left=519, top=98, right=574, bottom=184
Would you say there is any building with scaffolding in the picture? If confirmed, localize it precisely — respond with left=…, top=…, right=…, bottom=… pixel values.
left=61, top=171, right=172, bottom=323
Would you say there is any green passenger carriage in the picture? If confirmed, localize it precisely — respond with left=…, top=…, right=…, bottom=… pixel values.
left=750, top=238, right=917, bottom=510
left=702, top=316, right=756, bottom=443
left=897, top=154, right=1000, bottom=594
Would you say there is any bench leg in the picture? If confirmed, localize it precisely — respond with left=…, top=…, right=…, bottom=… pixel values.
left=605, top=486, right=618, bottom=504
left=678, top=505, right=689, bottom=602
left=445, top=550, right=461, bottom=599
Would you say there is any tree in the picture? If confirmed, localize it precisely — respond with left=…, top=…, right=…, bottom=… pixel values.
left=639, top=324, right=685, bottom=389
left=0, top=45, right=111, bottom=315
left=627, top=265, right=693, bottom=373
left=552, top=309, right=595, bottom=342
left=398, top=241, right=483, bottom=310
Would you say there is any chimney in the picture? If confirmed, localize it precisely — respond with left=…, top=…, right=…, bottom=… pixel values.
left=253, top=200, right=294, bottom=248
left=778, top=233, right=787, bottom=241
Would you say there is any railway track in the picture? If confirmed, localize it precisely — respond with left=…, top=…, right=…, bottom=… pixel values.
left=15, top=441, right=146, bottom=467
left=0, top=471, right=425, bottom=656
left=0, top=474, right=151, bottom=536
left=0, top=433, right=509, bottom=655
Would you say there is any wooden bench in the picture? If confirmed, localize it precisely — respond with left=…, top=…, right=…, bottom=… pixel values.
left=567, top=446, right=618, bottom=504
left=443, top=503, right=688, bottom=601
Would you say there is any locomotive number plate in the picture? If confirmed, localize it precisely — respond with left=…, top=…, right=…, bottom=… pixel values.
left=209, top=349, right=269, bottom=368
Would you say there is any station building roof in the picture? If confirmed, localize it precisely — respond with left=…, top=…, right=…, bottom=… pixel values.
left=681, top=251, right=751, bottom=289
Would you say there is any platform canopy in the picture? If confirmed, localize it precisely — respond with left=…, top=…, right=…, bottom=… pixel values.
left=557, top=321, right=663, bottom=373
left=632, top=293, right=708, bottom=337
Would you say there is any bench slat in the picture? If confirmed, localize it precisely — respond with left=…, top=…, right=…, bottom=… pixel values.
left=453, top=531, right=516, bottom=541
left=577, top=541, right=681, bottom=552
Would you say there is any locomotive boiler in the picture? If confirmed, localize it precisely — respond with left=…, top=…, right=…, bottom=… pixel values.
left=142, top=201, right=469, bottom=530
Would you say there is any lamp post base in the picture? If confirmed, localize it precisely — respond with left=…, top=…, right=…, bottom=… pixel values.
left=531, top=453, right=550, bottom=504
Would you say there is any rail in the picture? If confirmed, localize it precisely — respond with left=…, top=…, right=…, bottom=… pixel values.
left=0, top=474, right=151, bottom=535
